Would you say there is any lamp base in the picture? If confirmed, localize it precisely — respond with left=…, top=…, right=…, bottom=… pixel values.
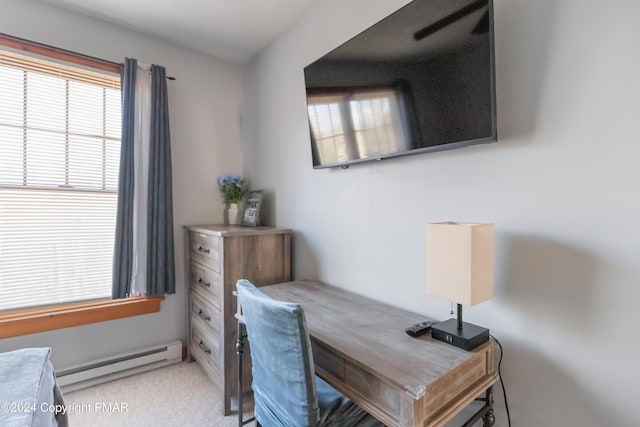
left=431, top=318, right=489, bottom=351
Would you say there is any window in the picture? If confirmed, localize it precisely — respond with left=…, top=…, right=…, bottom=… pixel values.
left=0, top=48, right=121, bottom=311
left=307, top=89, right=408, bottom=165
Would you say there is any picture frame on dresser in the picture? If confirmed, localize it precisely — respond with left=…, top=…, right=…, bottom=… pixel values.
left=241, top=190, right=263, bottom=227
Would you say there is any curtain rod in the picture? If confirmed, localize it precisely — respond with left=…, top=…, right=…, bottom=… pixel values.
left=142, top=69, right=176, bottom=81
left=125, top=64, right=176, bottom=81
left=0, top=33, right=175, bottom=80
left=122, top=59, right=176, bottom=80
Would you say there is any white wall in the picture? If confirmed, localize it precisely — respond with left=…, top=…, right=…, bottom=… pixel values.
left=0, top=0, right=243, bottom=368
left=242, top=0, right=640, bottom=425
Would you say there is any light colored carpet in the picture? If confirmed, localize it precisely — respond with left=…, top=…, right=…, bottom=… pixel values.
left=63, top=361, right=254, bottom=427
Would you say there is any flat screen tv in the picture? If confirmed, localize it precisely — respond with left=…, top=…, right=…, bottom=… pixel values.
left=304, top=0, right=496, bottom=169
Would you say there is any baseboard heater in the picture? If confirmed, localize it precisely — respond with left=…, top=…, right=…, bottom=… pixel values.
left=56, top=341, right=182, bottom=392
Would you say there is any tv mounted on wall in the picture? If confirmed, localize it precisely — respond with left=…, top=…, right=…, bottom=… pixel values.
left=304, top=0, right=497, bottom=169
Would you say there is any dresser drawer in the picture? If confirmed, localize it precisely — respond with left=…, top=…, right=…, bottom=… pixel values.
left=191, top=290, right=221, bottom=333
left=192, top=346, right=222, bottom=390
left=189, top=261, right=222, bottom=308
left=190, top=321, right=222, bottom=380
left=189, top=231, right=220, bottom=270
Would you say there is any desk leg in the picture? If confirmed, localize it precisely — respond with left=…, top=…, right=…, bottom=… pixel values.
left=462, top=386, right=495, bottom=427
left=482, top=387, right=495, bottom=427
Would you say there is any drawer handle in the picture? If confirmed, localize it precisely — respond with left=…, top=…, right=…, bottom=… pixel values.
left=198, top=340, right=211, bottom=354
left=197, top=277, right=211, bottom=288
left=197, top=309, right=211, bottom=322
left=197, top=246, right=211, bottom=254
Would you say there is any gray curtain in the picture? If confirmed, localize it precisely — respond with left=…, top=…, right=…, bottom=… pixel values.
left=112, top=58, right=136, bottom=299
left=147, top=65, right=175, bottom=296
left=112, top=58, right=175, bottom=298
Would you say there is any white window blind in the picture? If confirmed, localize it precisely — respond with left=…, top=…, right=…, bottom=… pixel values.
left=0, top=49, right=121, bottom=311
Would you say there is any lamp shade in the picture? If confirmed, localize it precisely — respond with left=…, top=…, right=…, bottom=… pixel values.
left=426, top=222, right=494, bottom=306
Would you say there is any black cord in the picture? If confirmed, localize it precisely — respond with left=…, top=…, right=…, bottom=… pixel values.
left=490, top=334, right=511, bottom=427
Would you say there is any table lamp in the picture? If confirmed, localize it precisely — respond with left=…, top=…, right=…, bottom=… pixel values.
left=426, top=222, right=494, bottom=351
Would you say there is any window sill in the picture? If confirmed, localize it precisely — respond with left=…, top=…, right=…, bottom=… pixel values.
left=0, top=297, right=164, bottom=339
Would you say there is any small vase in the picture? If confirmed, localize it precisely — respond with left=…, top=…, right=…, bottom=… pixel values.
left=227, top=203, right=240, bottom=225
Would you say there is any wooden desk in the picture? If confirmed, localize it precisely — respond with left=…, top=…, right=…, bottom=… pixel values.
left=259, top=280, right=498, bottom=427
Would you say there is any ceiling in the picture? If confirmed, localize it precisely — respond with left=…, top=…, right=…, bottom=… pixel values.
left=37, top=0, right=317, bottom=64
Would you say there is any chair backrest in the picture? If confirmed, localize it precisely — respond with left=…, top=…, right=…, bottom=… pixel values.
left=236, top=279, right=319, bottom=427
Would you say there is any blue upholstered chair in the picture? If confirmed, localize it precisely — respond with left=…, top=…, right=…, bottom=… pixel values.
left=236, top=279, right=384, bottom=427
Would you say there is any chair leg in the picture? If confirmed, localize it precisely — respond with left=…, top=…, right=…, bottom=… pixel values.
left=237, top=320, right=245, bottom=427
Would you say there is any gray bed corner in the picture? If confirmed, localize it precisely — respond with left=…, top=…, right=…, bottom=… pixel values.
left=0, top=347, right=69, bottom=427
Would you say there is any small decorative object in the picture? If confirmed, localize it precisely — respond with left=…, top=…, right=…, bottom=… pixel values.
left=242, top=190, right=264, bottom=227
left=218, top=174, right=245, bottom=225
left=227, top=202, right=240, bottom=225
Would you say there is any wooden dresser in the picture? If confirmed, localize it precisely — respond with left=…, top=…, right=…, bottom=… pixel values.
left=184, top=224, right=291, bottom=415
